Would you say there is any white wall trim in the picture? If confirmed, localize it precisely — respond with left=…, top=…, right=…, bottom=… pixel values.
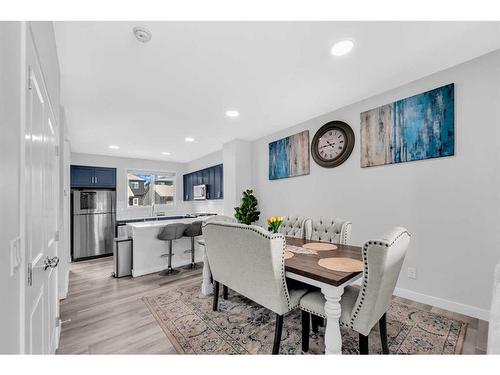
left=18, top=20, right=27, bottom=355
left=59, top=281, right=69, bottom=300
left=394, top=287, right=490, bottom=321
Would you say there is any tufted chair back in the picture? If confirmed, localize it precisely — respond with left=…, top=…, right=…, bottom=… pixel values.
left=203, top=221, right=294, bottom=315
left=309, top=217, right=352, bottom=244
left=348, top=227, right=411, bottom=336
left=279, top=216, right=310, bottom=240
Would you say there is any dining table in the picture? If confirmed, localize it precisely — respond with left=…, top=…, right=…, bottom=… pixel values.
left=200, top=235, right=363, bottom=355
left=284, top=236, right=363, bottom=354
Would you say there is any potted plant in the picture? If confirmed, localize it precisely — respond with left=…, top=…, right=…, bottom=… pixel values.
left=267, top=216, right=284, bottom=233
left=234, top=189, right=260, bottom=225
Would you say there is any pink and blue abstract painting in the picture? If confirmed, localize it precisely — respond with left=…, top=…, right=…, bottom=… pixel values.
left=360, top=83, right=454, bottom=168
left=269, top=130, right=310, bottom=180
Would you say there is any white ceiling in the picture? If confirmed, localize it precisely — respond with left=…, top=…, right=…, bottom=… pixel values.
left=55, top=21, right=500, bottom=163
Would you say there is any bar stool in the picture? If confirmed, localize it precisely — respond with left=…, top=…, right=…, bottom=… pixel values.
left=183, top=221, right=203, bottom=269
left=157, top=223, right=187, bottom=276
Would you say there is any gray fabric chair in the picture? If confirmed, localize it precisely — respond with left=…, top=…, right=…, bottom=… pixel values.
left=197, top=215, right=237, bottom=247
left=300, top=227, right=411, bottom=354
left=279, top=216, right=311, bottom=240
left=197, top=215, right=237, bottom=298
left=308, top=217, right=352, bottom=244
left=157, top=223, right=188, bottom=276
left=203, top=221, right=309, bottom=354
left=183, top=221, right=203, bottom=269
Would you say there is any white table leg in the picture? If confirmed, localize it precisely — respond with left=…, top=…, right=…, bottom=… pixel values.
left=201, top=246, right=213, bottom=295
left=321, top=285, right=345, bottom=354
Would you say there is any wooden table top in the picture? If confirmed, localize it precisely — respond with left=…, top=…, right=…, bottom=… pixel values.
left=285, top=237, right=363, bottom=287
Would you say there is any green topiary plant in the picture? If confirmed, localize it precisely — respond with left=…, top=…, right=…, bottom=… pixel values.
left=234, top=189, right=260, bottom=225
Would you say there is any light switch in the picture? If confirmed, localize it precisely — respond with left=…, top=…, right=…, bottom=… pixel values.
left=10, top=236, right=21, bottom=276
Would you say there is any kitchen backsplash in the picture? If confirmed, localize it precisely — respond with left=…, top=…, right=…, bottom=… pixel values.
left=116, top=198, right=225, bottom=221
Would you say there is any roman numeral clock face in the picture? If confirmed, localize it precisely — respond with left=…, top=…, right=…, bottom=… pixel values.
left=317, top=129, right=345, bottom=160
left=311, top=121, right=355, bottom=168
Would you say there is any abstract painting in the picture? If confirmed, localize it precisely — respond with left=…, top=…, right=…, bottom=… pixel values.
left=360, top=83, right=454, bottom=168
left=269, top=130, right=310, bottom=180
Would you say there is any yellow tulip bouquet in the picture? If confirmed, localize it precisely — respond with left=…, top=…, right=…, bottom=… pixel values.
left=267, top=216, right=284, bottom=233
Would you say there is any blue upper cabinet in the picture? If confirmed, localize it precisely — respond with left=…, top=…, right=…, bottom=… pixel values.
left=183, top=163, right=223, bottom=201
left=71, top=166, right=94, bottom=187
left=215, top=164, right=223, bottom=199
left=93, top=167, right=116, bottom=188
left=183, top=174, right=189, bottom=201
left=71, top=165, right=117, bottom=188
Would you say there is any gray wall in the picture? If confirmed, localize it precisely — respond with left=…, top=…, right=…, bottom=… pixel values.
left=0, top=21, right=23, bottom=354
left=252, top=50, right=500, bottom=319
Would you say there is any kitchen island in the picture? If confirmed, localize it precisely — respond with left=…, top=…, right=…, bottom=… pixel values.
left=126, top=215, right=214, bottom=277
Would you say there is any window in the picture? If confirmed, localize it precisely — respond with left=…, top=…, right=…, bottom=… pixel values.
left=127, top=170, right=176, bottom=207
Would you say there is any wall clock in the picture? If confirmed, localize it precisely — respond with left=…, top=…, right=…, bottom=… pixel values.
left=311, top=121, right=355, bottom=168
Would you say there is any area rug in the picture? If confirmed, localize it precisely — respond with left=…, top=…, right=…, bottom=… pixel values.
left=143, top=279, right=467, bottom=354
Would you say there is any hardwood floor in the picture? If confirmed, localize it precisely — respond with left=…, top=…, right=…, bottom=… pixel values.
left=57, top=257, right=202, bottom=354
left=57, top=257, right=488, bottom=354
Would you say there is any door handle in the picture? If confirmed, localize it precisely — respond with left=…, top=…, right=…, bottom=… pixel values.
left=43, top=256, right=60, bottom=270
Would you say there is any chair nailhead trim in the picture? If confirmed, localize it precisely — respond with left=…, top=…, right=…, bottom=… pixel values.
left=348, top=229, right=411, bottom=330
left=204, top=222, right=293, bottom=312
left=299, top=306, right=326, bottom=319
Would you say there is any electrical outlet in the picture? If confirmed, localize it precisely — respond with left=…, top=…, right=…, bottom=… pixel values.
left=407, top=267, right=417, bottom=280
left=10, top=236, right=21, bottom=276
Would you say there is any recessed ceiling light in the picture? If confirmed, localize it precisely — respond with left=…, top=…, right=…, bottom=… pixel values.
left=109, top=145, right=120, bottom=149
left=225, top=110, right=240, bottom=118
left=161, top=151, right=171, bottom=155
left=133, top=27, right=152, bottom=43
left=185, top=137, right=195, bottom=142
left=330, top=40, right=354, bottom=56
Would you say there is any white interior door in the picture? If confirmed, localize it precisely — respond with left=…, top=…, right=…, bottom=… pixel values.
left=24, top=32, right=60, bottom=354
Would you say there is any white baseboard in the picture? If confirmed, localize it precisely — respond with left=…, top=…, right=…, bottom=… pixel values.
left=59, top=279, right=69, bottom=300
left=394, top=287, right=490, bottom=321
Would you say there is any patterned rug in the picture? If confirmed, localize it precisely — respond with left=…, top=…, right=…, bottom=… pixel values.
left=143, top=279, right=467, bottom=354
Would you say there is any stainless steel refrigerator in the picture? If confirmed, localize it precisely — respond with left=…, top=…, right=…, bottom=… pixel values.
left=72, top=189, right=116, bottom=261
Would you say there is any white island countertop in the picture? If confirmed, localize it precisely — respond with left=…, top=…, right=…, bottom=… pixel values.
left=127, top=215, right=215, bottom=277
left=127, top=217, right=204, bottom=228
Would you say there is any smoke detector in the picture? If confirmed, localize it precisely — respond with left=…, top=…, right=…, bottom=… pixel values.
left=133, top=27, right=152, bottom=43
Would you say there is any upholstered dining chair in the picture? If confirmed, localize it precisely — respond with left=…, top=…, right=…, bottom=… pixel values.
left=197, top=215, right=237, bottom=298
left=280, top=216, right=311, bottom=240
left=299, top=227, right=411, bottom=354
left=309, top=217, right=352, bottom=244
left=203, top=221, right=309, bottom=354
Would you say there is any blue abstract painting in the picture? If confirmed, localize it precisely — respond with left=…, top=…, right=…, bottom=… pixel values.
left=360, top=83, right=454, bottom=168
left=269, top=130, right=310, bottom=180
